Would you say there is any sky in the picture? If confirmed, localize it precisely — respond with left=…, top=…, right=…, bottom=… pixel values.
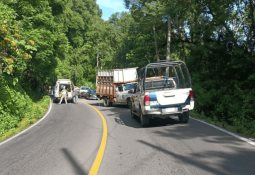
left=96, top=0, right=128, bottom=20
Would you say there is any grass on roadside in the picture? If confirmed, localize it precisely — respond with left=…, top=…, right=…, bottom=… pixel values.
left=191, top=111, right=255, bottom=139
left=0, top=95, right=50, bottom=142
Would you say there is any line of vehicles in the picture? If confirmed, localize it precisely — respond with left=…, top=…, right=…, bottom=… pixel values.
left=95, top=60, right=194, bottom=126
left=52, top=60, right=194, bottom=126
left=51, top=80, right=97, bottom=104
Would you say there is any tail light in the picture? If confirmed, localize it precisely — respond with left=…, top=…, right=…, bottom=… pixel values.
left=189, top=90, right=194, bottom=99
left=144, top=95, right=150, bottom=106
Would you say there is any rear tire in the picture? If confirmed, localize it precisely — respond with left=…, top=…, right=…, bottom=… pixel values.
left=72, top=95, right=78, bottom=104
left=130, top=103, right=136, bottom=118
left=140, top=110, right=149, bottom=127
left=178, top=111, right=189, bottom=123
left=127, top=98, right=132, bottom=109
left=103, top=97, right=111, bottom=107
left=53, top=98, right=58, bottom=103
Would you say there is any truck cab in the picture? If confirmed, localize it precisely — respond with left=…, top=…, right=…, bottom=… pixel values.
left=115, top=83, right=136, bottom=107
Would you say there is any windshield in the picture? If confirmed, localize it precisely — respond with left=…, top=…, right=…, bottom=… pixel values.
left=59, top=84, right=72, bottom=92
left=89, top=90, right=96, bottom=94
left=81, top=86, right=89, bottom=90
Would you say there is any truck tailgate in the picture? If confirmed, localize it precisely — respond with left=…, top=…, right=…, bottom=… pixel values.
left=149, top=88, right=191, bottom=106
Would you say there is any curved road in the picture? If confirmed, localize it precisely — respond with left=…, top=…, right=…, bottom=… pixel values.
left=94, top=101, right=255, bottom=175
left=0, top=100, right=102, bottom=175
left=0, top=99, right=255, bottom=175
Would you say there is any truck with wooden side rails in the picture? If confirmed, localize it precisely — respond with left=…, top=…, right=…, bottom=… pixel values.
left=96, top=68, right=138, bottom=107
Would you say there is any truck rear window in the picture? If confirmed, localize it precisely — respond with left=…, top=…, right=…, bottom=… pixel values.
left=143, top=62, right=191, bottom=90
left=145, top=78, right=176, bottom=90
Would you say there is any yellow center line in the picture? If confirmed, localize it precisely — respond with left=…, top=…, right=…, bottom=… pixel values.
left=83, top=101, right=108, bottom=175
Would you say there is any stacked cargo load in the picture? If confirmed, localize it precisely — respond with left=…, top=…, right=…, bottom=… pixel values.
left=96, top=68, right=137, bottom=107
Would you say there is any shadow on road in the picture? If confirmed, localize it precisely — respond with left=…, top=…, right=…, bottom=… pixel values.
left=61, top=148, right=88, bottom=175
left=138, top=140, right=255, bottom=175
left=87, top=100, right=181, bottom=128
left=86, top=99, right=255, bottom=175
left=151, top=119, right=249, bottom=146
left=86, top=100, right=252, bottom=144
left=86, top=100, right=253, bottom=145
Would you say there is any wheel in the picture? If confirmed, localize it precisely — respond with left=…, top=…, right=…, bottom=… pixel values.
left=72, top=95, right=78, bottom=104
left=127, top=98, right=132, bottom=109
left=53, top=98, right=58, bottom=103
left=130, top=103, right=136, bottom=118
left=178, top=111, right=189, bottom=123
left=103, top=97, right=111, bottom=107
left=139, top=109, right=149, bottom=127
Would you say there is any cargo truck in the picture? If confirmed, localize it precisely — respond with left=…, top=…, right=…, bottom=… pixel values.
left=96, top=68, right=137, bottom=107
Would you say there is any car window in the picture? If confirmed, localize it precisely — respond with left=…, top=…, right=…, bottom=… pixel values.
left=91, top=90, right=96, bottom=94
left=123, top=83, right=135, bottom=91
left=118, top=86, right=123, bottom=92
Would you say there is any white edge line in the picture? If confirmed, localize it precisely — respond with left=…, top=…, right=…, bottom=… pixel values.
left=0, top=98, right=52, bottom=147
left=192, top=117, right=255, bottom=147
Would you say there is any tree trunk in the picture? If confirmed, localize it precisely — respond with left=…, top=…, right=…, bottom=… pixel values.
left=248, top=0, right=255, bottom=53
left=153, top=25, right=159, bottom=61
left=96, top=52, right=99, bottom=68
left=166, top=16, right=171, bottom=61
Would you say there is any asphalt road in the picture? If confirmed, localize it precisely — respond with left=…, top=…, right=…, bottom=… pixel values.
left=0, top=100, right=102, bottom=175
left=0, top=99, right=255, bottom=175
left=93, top=101, right=255, bottom=175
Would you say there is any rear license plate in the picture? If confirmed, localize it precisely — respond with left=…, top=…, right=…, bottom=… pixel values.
left=162, top=107, right=178, bottom=113
left=150, top=101, right=158, bottom=106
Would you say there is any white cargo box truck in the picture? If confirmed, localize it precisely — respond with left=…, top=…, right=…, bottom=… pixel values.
left=96, top=68, right=137, bottom=107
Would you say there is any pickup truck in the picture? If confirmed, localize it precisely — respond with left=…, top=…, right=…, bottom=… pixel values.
left=130, top=61, right=194, bottom=126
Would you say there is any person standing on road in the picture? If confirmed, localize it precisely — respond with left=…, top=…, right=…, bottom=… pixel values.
left=59, top=86, right=67, bottom=104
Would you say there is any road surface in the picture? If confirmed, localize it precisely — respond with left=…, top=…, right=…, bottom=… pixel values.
left=0, top=101, right=101, bottom=175
left=0, top=99, right=254, bottom=175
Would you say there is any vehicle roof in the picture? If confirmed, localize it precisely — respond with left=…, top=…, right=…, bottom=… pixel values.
left=80, top=86, right=89, bottom=88
left=145, top=60, right=185, bottom=69
left=56, top=79, right=72, bottom=84
left=138, top=60, right=188, bottom=76
left=57, top=79, right=71, bottom=81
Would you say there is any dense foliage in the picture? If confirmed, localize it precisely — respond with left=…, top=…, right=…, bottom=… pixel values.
left=0, top=0, right=104, bottom=137
left=0, top=0, right=254, bottom=137
left=122, top=0, right=255, bottom=136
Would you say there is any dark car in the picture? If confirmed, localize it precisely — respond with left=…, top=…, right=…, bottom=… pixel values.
left=85, top=89, right=98, bottom=100
left=79, top=86, right=90, bottom=98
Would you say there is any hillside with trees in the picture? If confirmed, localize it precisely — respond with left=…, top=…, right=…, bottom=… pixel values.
left=0, top=0, right=254, bottom=139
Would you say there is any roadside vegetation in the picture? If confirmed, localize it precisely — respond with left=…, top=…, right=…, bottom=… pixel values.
left=0, top=88, right=50, bottom=142
left=0, top=0, right=254, bottom=139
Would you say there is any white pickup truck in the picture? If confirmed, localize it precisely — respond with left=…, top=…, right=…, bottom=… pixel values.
left=130, top=61, right=194, bottom=126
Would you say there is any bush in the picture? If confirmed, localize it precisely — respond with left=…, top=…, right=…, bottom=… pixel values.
left=0, top=76, right=50, bottom=141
